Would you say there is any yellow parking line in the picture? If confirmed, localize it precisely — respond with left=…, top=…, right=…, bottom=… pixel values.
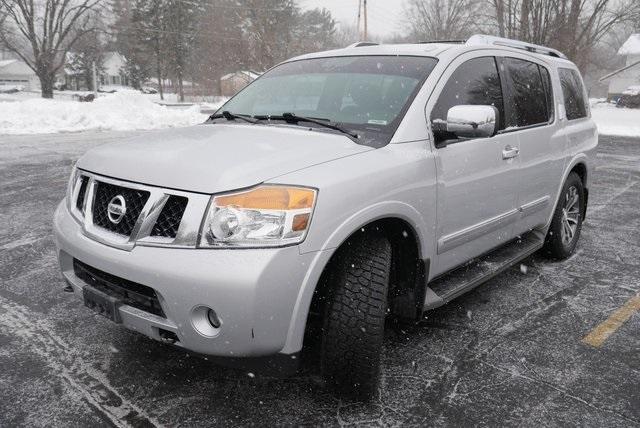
left=582, top=294, right=640, bottom=348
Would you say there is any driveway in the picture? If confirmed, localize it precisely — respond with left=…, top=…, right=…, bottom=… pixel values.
left=1, top=131, right=638, bottom=426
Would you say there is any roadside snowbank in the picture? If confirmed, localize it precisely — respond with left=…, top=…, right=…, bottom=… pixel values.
left=0, top=91, right=213, bottom=135
left=590, top=99, right=640, bottom=137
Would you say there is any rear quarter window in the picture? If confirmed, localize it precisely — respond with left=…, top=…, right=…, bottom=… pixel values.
left=558, top=68, right=588, bottom=120
left=540, top=66, right=554, bottom=121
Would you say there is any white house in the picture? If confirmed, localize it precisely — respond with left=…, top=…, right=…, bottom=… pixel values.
left=0, top=59, right=40, bottom=91
left=1, top=48, right=17, bottom=60
left=62, top=51, right=128, bottom=90
left=99, top=52, right=128, bottom=87
left=604, top=34, right=640, bottom=99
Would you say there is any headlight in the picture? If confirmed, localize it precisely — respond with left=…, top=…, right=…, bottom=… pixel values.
left=66, top=165, right=78, bottom=207
left=199, top=185, right=317, bottom=248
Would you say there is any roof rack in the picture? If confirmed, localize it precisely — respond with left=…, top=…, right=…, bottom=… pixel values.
left=465, top=34, right=567, bottom=59
left=346, top=41, right=379, bottom=48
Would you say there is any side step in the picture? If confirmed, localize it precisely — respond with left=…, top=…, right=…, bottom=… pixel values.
left=423, top=231, right=545, bottom=311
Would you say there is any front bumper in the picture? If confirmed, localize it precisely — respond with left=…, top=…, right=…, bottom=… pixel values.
left=53, top=200, right=317, bottom=364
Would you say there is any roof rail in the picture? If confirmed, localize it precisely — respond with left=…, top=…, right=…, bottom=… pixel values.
left=346, top=41, right=379, bottom=48
left=418, top=40, right=466, bottom=44
left=466, top=34, right=567, bottom=59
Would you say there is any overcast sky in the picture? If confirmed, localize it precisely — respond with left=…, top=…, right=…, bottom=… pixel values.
left=299, top=0, right=409, bottom=38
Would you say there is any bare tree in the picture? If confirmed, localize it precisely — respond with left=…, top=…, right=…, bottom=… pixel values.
left=191, top=0, right=248, bottom=97
left=241, top=0, right=299, bottom=71
left=485, top=0, right=640, bottom=69
left=0, top=0, right=103, bottom=98
left=404, top=0, right=480, bottom=41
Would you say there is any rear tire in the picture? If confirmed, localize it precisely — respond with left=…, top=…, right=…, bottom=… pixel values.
left=543, top=172, right=585, bottom=259
left=320, top=233, right=392, bottom=400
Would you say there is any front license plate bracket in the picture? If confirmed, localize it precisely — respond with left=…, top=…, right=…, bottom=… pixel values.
left=83, top=285, right=122, bottom=323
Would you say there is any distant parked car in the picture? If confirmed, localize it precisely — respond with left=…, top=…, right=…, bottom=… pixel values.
left=71, top=93, right=95, bottom=102
left=140, top=86, right=158, bottom=94
left=616, top=86, right=640, bottom=108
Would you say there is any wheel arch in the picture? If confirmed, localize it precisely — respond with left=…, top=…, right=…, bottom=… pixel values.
left=545, top=154, right=590, bottom=230
left=569, top=161, right=589, bottom=217
left=281, top=203, right=432, bottom=354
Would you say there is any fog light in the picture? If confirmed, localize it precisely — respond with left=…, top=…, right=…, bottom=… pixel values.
left=207, top=308, right=221, bottom=328
left=191, top=305, right=222, bottom=337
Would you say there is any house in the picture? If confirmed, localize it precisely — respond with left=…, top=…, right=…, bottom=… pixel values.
left=62, top=51, right=129, bottom=91
left=220, top=70, right=261, bottom=97
left=603, top=34, right=640, bottom=100
left=1, top=48, right=18, bottom=60
left=0, top=59, right=40, bottom=91
left=100, top=52, right=128, bottom=87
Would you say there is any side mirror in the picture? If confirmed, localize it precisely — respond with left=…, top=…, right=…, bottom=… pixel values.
left=446, top=105, right=498, bottom=139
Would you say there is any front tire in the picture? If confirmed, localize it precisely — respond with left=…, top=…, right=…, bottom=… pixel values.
left=320, top=233, right=392, bottom=399
left=543, top=172, right=585, bottom=259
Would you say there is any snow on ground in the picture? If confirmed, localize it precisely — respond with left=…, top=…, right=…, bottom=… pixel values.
left=0, top=91, right=226, bottom=135
left=590, top=99, right=640, bottom=137
left=4, top=91, right=638, bottom=137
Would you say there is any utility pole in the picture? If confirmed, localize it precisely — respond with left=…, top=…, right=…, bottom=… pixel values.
left=363, top=0, right=368, bottom=40
left=357, top=0, right=362, bottom=39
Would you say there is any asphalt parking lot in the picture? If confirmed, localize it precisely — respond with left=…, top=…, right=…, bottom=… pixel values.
left=1, top=131, right=638, bottom=427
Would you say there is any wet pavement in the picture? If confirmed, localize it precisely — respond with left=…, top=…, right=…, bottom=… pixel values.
left=1, top=131, right=638, bottom=427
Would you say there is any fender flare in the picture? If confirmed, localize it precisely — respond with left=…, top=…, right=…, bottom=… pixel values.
left=544, top=153, right=590, bottom=230
left=281, top=201, right=431, bottom=354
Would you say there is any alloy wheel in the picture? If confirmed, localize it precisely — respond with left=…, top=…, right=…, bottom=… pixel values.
left=560, top=186, right=580, bottom=247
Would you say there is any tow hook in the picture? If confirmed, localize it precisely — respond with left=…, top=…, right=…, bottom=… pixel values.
left=158, top=328, right=179, bottom=344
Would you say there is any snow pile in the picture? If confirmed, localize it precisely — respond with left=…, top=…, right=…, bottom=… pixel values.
left=590, top=100, right=640, bottom=137
left=0, top=91, right=210, bottom=134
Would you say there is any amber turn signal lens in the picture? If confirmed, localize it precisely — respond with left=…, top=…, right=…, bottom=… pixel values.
left=292, top=213, right=310, bottom=231
left=215, top=186, right=315, bottom=210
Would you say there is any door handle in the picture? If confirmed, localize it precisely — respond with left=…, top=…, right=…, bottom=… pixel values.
left=502, top=145, right=519, bottom=159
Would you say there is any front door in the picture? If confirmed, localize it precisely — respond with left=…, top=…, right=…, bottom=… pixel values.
left=428, top=54, right=521, bottom=276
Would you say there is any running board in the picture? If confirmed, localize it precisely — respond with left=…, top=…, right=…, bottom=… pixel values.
left=423, top=231, right=545, bottom=311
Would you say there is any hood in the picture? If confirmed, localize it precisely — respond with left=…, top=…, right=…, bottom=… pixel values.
left=77, top=124, right=373, bottom=194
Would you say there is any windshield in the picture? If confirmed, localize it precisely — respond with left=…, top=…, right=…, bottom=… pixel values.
left=216, top=55, right=438, bottom=146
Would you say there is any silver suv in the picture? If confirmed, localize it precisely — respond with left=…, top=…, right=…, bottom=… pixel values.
left=54, top=35, right=597, bottom=398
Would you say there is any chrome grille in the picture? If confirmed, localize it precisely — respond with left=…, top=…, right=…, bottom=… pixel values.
left=70, top=171, right=206, bottom=251
left=92, top=181, right=150, bottom=236
left=151, top=195, right=188, bottom=238
left=75, top=176, right=89, bottom=213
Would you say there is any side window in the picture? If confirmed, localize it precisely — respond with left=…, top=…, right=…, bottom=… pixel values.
left=503, top=57, right=548, bottom=128
left=430, top=56, right=504, bottom=142
left=558, top=68, right=587, bottom=120
left=540, top=65, right=555, bottom=121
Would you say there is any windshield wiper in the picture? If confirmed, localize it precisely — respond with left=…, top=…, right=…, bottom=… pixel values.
left=255, top=112, right=359, bottom=139
left=209, top=111, right=260, bottom=124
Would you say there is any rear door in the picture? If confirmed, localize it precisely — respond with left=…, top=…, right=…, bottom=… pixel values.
left=499, top=55, right=566, bottom=234
left=428, top=54, right=521, bottom=275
